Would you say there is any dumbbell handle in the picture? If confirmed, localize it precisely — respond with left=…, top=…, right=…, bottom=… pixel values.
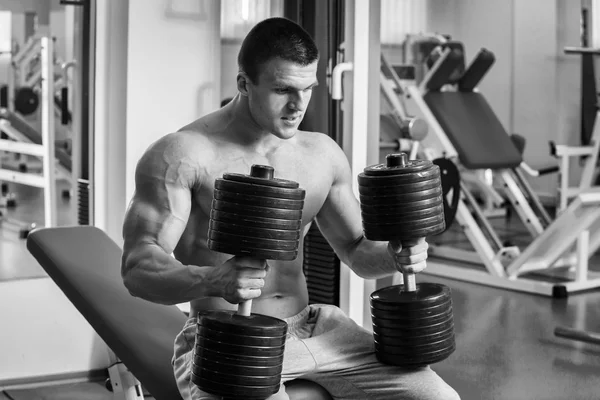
left=391, top=239, right=420, bottom=292
left=238, top=300, right=252, bottom=316
left=236, top=257, right=267, bottom=317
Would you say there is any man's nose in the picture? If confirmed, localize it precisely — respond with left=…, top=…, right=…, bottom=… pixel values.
left=288, top=92, right=308, bottom=112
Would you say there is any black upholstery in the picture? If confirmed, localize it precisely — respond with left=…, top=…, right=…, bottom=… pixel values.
left=424, top=91, right=522, bottom=169
left=26, top=226, right=333, bottom=400
left=27, top=226, right=186, bottom=400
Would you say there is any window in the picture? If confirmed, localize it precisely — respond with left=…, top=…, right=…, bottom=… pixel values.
left=220, top=0, right=283, bottom=41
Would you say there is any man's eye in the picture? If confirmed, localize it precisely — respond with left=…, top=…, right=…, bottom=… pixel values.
left=275, top=88, right=288, bottom=94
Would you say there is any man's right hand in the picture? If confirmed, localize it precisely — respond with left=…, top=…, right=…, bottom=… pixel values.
left=213, top=256, right=269, bottom=304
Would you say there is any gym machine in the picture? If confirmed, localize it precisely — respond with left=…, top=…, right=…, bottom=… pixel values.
left=405, top=45, right=600, bottom=297
left=0, top=35, right=59, bottom=230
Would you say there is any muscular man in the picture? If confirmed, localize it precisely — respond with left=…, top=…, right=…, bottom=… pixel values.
left=121, top=17, right=460, bottom=400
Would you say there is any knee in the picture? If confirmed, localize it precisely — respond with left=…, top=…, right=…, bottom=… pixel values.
left=401, top=368, right=460, bottom=400
left=416, top=376, right=460, bottom=400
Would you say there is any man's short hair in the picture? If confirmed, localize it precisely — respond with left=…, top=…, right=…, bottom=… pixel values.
left=238, top=17, right=319, bottom=83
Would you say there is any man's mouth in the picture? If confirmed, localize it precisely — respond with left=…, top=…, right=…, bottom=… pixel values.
left=282, top=115, right=301, bottom=123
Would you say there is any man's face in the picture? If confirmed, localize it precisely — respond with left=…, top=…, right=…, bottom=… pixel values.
left=245, top=58, right=319, bottom=139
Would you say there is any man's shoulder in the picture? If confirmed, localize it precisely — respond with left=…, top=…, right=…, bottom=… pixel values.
left=150, top=129, right=211, bottom=158
left=298, top=130, right=345, bottom=162
left=298, top=130, right=339, bottom=150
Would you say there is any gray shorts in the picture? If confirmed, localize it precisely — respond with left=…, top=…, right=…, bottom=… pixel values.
left=172, top=304, right=459, bottom=400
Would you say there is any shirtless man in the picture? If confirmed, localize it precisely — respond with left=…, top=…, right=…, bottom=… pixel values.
left=121, top=17, right=460, bottom=400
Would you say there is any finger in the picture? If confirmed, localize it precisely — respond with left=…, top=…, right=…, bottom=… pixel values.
left=395, top=251, right=428, bottom=266
left=242, top=267, right=267, bottom=279
left=399, top=260, right=427, bottom=274
left=399, top=239, right=428, bottom=253
left=239, top=287, right=262, bottom=301
left=234, top=257, right=268, bottom=269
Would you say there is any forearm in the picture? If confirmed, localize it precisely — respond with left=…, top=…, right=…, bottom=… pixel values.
left=122, top=244, right=218, bottom=305
left=343, top=236, right=398, bottom=279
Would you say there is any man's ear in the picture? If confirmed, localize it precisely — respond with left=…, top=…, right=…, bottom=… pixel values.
left=237, top=73, right=250, bottom=96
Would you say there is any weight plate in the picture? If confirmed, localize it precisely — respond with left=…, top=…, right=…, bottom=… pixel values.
left=193, top=366, right=281, bottom=387
left=209, top=220, right=300, bottom=241
left=208, top=239, right=298, bottom=260
left=197, top=310, right=287, bottom=337
left=358, top=177, right=442, bottom=196
left=374, top=334, right=455, bottom=355
left=371, top=307, right=454, bottom=328
left=195, top=347, right=284, bottom=367
left=372, top=317, right=454, bottom=338
left=371, top=300, right=452, bottom=320
left=361, top=210, right=445, bottom=232
left=223, top=172, right=299, bottom=189
left=216, top=179, right=306, bottom=200
left=371, top=283, right=451, bottom=309
left=208, top=230, right=299, bottom=251
left=360, top=196, right=443, bottom=220
left=212, top=200, right=303, bottom=221
left=194, top=355, right=283, bottom=377
left=364, top=221, right=446, bottom=241
left=195, top=334, right=286, bottom=357
left=192, top=372, right=280, bottom=399
left=363, top=159, right=434, bottom=176
left=373, top=323, right=454, bottom=345
left=360, top=204, right=444, bottom=225
left=210, top=210, right=302, bottom=231
left=214, top=189, right=304, bottom=210
left=371, top=294, right=451, bottom=314
left=359, top=187, right=442, bottom=211
left=358, top=168, right=440, bottom=188
left=359, top=186, right=442, bottom=207
left=362, top=213, right=445, bottom=233
left=375, top=342, right=455, bottom=367
left=197, top=325, right=287, bottom=347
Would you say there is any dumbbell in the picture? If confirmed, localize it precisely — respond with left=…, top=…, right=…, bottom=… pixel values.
left=358, top=153, right=456, bottom=368
left=192, top=165, right=305, bottom=400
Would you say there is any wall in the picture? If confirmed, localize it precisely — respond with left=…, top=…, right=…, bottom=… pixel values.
left=220, top=40, right=241, bottom=101
left=0, top=279, right=110, bottom=384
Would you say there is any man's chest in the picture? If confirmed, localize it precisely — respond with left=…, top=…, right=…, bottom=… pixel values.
left=193, top=153, right=332, bottom=223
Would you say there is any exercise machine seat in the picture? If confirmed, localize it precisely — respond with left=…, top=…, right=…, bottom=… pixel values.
left=26, top=226, right=333, bottom=400
left=424, top=91, right=522, bottom=170
left=27, top=226, right=186, bottom=400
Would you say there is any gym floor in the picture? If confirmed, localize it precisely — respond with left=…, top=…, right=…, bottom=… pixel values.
left=0, top=184, right=599, bottom=399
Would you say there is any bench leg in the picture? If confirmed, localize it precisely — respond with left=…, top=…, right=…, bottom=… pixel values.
left=107, top=362, right=144, bottom=400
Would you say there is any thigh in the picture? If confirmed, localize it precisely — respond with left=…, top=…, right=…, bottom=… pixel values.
left=308, top=362, right=459, bottom=400
left=300, top=304, right=375, bottom=371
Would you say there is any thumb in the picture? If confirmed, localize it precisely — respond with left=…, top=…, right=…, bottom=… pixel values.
left=388, top=241, right=402, bottom=255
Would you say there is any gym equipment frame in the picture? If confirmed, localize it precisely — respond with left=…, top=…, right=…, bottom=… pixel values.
left=0, top=35, right=58, bottom=228
left=402, top=47, right=600, bottom=297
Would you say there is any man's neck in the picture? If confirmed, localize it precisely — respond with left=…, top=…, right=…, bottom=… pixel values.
left=225, top=96, right=286, bottom=153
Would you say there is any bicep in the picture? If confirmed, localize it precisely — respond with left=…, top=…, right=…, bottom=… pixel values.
left=122, top=136, right=197, bottom=261
left=314, top=141, right=364, bottom=260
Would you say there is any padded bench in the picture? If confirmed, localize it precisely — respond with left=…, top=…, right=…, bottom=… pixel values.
left=26, top=226, right=332, bottom=400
